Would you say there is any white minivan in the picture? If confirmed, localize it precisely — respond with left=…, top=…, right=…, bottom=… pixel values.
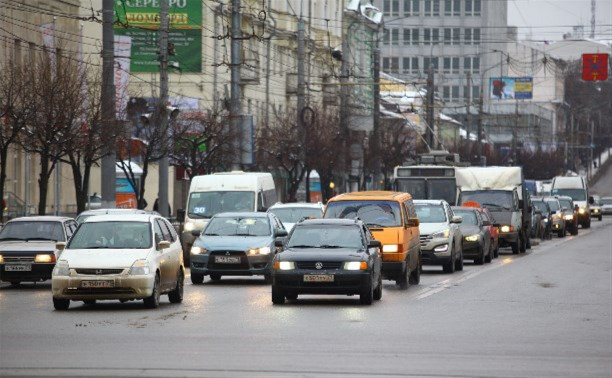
left=178, top=172, right=277, bottom=261
left=551, top=175, right=593, bottom=228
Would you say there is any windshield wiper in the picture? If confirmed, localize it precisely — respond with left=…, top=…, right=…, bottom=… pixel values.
left=366, top=223, right=386, bottom=228
left=188, top=213, right=209, bottom=219
left=289, top=245, right=313, bottom=248
left=318, top=245, right=343, bottom=249
left=26, top=237, right=57, bottom=241
left=0, top=237, right=26, bottom=241
left=204, top=233, right=219, bottom=236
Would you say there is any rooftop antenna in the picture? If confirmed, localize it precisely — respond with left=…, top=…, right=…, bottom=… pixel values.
left=590, top=0, right=595, bottom=38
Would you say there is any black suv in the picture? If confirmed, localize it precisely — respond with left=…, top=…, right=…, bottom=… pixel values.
left=271, top=219, right=383, bottom=305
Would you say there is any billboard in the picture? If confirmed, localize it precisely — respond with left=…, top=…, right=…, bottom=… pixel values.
left=114, top=0, right=202, bottom=72
left=489, top=77, right=533, bottom=100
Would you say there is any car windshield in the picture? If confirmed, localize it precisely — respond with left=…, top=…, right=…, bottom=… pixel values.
left=546, top=200, right=560, bottom=211
left=0, top=221, right=65, bottom=241
left=204, top=217, right=270, bottom=236
left=533, top=201, right=549, bottom=214
left=287, top=225, right=363, bottom=249
left=414, top=204, right=447, bottom=223
left=460, top=190, right=514, bottom=210
left=452, top=210, right=478, bottom=225
left=269, top=207, right=322, bottom=224
left=551, top=188, right=585, bottom=201
left=558, top=199, right=572, bottom=209
left=188, top=191, right=254, bottom=219
left=601, top=199, right=612, bottom=205
left=67, top=221, right=152, bottom=249
left=324, top=200, right=402, bottom=227
left=395, top=178, right=456, bottom=205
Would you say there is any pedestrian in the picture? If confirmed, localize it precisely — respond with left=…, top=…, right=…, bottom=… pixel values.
left=153, top=198, right=171, bottom=215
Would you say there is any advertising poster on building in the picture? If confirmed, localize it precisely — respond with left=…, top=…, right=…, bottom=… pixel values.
left=490, top=77, right=533, bottom=99
left=114, top=0, right=202, bottom=72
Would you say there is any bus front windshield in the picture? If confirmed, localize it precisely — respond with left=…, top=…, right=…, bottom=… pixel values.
left=188, top=191, right=254, bottom=219
left=395, top=178, right=456, bottom=204
left=395, top=179, right=426, bottom=199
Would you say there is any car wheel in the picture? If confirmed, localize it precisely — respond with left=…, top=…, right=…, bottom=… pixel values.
left=442, top=249, right=455, bottom=273
left=494, top=243, right=499, bottom=258
left=360, top=278, right=374, bottom=305
left=53, top=297, right=70, bottom=311
left=396, top=264, right=409, bottom=290
left=408, top=256, right=421, bottom=285
left=598, top=215, right=602, bottom=221
left=143, top=274, right=161, bottom=309
left=168, top=270, right=184, bottom=304
left=571, top=224, right=578, bottom=235
left=373, top=274, right=383, bottom=301
left=83, top=300, right=96, bottom=306
left=455, top=250, right=464, bottom=271
left=9, top=281, right=20, bottom=286
left=263, top=273, right=272, bottom=284
left=511, top=241, right=519, bottom=254
left=191, top=272, right=204, bottom=284
left=285, top=292, right=298, bottom=301
left=271, top=285, right=285, bottom=305
left=485, top=243, right=493, bottom=263
left=474, top=246, right=485, bottom=265
left=584, top=219, right=591, bottom=229
left=519, top=232, right=526, bottom=253
left=526, top=234, right=532, bottom=249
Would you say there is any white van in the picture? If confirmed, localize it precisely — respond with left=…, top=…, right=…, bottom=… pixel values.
left=551, top=175, right=592, bottom=228
left=179, top=172, right=277, bottom=259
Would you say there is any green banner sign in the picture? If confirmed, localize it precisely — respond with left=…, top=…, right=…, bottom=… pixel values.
left=114, top=0, right=202, bottom=72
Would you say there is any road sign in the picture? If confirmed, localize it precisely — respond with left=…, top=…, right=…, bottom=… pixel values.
left=582, top=53, right=609, bottom=81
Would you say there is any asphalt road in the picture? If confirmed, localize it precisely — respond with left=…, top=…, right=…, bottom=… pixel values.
left=1, top=219, right=611, bottom=378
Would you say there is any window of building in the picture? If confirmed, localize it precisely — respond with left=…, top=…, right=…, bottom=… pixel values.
left=384, top=0, right=391, bottom=16
left=425, top=0, right=439, bottom=16
left=452, top=28, right=460, bottom=44
left=433, top=0, right=440, bottom=15
left=392, top=0, right=400, bottom=15
left=403, top=28, right=411, bottom=45
left=473, top=28, right=481, bottom=44
left=424, top=57, right=439, bottom=70
left=404, top=0, right=420, bottom=16
left=424, top=0, right=431, bottom=15
left=453, top=0, right=460, bottom=15
left=411, top=28, right=420, bottom=45
left=403, top=57, right=411, bottom=74
left=443, top=86, right=450, bottom=101
left=443, top=57, right=451, bottom=73
left=432, top=28, right=440, bottom=45
left=390, top=57, right=400, bottom=73
left=465, top=28, right=472, bottom=45
left=383, top=57, right=390, bottom=70
left=444, top=28, right=451, bottom=44
left=472, top=85, right=480, bottom=99
left=392, top=28, right=399, bottom=45
left=465, top=0, right=480, bottom=15
left=452, top=86, right=460, bottom=100
left=472, top=57, right=480, bottom=72
left=452, top=57, right=459, bottom=74
left=424, top=28, right=431, bottom=45
left=474, top=0, right=481, bottom=15
left=383, top=28, right=390, bottom=45
left=444, top=0, right=452, bottom=15
left=403, top=57, right=420, bottom=74
left=412, top=57, right=420, bottom=74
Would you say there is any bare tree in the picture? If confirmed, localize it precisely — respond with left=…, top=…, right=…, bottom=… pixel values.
left=0, top=61, right=36, bottom=221
left=170, top=107, right=236, bottom=181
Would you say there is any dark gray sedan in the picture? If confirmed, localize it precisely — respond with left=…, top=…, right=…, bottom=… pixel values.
left=271, top=218, right=382, bottom=305
left=189, top=212, right=287, bottom=284
left=451, top=207, right=492, bottom=265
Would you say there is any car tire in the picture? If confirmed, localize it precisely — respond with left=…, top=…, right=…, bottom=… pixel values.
left=571, top=224, right=578, bottom=235
left=271, top=285, right=285, bottom=305
left=584, top=219, right=591, bottom=229
left=485, top=243, right=493, bottom=263
left=53, top=297, right=70, bottom=311
left=209, top=273, right=222, bottom=281
left=474, top=246, right=485, bottom=265
left=598, top=215, right=602, bottom=221
left=83, top=300, right=96, bottom=306
left=285, top=292, right=298, bottom=301
left=191, top=272, right=204, bottom=284
left=519, top=232, right=527, bottom=253
left=143, top=274, right=161, bottom=309
left=494, top=243, right=499, bottom=258
left=373, top=274, right=383, bottom=301
left=168, top=270, right=184, bottom=304
left=396, top=265, right=409, bottom=290
left=455, top=251, right=464, bottom=271
left=360, top=278, right=374, bottom=305
left=526, top=234, right=532, bottom=249
left=442, top=252, right=455, bottom=273
left=511, top=241, right=519, bottom=254
left=263, top=274, right=272, bottom=284
left=9, top=281, right=20, bottom=286
left=408, top=256, right=421, bottom=285
left=558, top=227, right=566, bottom=238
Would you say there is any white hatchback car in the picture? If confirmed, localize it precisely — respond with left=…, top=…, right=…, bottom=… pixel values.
left=267, top=202, right=324, bottom=232
left=51, top=214, right=184, bottom=310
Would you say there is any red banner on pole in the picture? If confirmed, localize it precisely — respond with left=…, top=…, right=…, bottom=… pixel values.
left=582, top=53, right=609, bottom=81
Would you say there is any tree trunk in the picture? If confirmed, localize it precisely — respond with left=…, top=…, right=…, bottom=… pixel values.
left=38, top=154, right=52, bottom=215
left=69, top=157, right=88, bottom=214
left=138, top=162, right=149, bottom=210
left=305, top=166, right=311, bottom=203
left=0, top=147, right=7, bottom=222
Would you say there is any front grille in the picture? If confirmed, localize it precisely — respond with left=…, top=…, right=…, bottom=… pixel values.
left=208, top=251, right=250, bottom=270
left=420, top=235, right=433, bottom=246
left=74, top=269, right=124, bottom=275
left=295, top=262, right=343, bottom=270
left=65, top=287, right=136, bottom=295
left=3, top=256, right=36, bottom=263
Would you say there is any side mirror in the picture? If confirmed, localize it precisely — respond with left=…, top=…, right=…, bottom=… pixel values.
left=368, top=240, right=382, bottom=249
left=56, top=242, right=66, bottom=251
left=177, top=209, right=185, bottom=223
left=158, top=240, right=171, bottom=250
left=589, top=196, right=594, bottom=205
left=406, top=218, right=419, bottom=227
left=451, top=216, right=462, bottom=224
left=191, top=229, right=201, bottom=237
left=274, top=229, right=288, bottom=237
left=274, top=237, right=285, bottom=248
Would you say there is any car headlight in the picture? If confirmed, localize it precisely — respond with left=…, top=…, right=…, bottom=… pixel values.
left=593, top=209, right=599, bottom=213
left=184, top=221, right=195, bottom=232
left=564, top=214, right=574, bottom=220
left=35, top=254, right=56, bottom=263
left=343, top=261, right=367, bottom=270
left=52, top=260, right=70, bottom=276
left=0, top=254, right=4, bottom=264
left=432, top=229, right=450, bottom=238
left=128, top=260, right=151, bottom=275
left=542, top=218, right=548, bottom=222
left=248, top=246, right=271, bottom=255
left=434, top=244, right=449, bottom=252
left=274, top=261, right=295, bottom=270
left=500, top=225, right=514, bottom=233
left=190, top=246, right=207, bottom=255
left=382, top=244, right=399, bottom=253
left=578, top=207, right=586, bottom=214
left=465, top=234, right=479, bottom=242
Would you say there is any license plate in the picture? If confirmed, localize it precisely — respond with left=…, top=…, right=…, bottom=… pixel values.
left=81, top=280, right=114, bottom=288
left=215, top=256, right=241, bottom=264
left=303, top=274, right=334, bottom=283
left=5, top=264, right=32, bottom=272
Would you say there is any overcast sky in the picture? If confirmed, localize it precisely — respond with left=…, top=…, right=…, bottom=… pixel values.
left=507, top=0, right=612, bottom=41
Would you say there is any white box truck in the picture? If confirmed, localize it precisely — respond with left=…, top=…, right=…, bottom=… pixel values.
left=178, top=172, right=277, bottom=262
left=551, top=175, right=592, bottom=228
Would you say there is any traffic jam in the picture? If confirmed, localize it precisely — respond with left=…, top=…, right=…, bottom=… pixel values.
left=0, top=156, right=605, bottom=309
